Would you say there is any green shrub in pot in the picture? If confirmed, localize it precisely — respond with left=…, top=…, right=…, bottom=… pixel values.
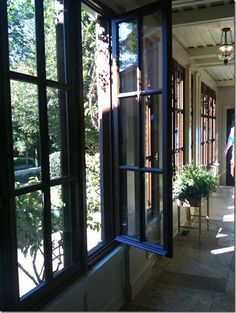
left=173, top=164, right=218, bottom=206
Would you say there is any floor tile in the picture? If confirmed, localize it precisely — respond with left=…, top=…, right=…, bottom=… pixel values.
left=210, top=292, right=235, bottom=312
left=158, top=270, right=227, bottom=292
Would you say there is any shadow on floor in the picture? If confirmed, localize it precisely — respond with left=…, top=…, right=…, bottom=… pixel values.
left=120, top=186, right=235, bottom=312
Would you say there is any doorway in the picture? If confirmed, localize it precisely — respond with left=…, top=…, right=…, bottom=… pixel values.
left=226, top=109, right=235, bottom=186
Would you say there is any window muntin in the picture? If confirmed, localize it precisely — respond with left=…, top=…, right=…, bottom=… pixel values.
left=201, top=82, right=216, bottom=165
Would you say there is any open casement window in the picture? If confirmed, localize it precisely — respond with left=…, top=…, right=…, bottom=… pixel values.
left=112, top=0, right=173, bottom=257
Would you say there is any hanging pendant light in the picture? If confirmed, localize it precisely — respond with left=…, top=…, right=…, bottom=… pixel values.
left=218, top=27, right=234, bottom=65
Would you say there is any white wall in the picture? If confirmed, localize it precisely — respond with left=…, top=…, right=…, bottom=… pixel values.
left=43, top=245, right=156, bottom=311
left=217, top=86, right=235, bottom=185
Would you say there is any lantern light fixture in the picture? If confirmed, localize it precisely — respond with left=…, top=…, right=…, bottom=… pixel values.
left=218, top=27, right=234, bottom=65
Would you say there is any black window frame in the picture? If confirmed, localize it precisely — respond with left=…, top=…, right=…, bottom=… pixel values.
left=112, top=0, right=173, bottom=257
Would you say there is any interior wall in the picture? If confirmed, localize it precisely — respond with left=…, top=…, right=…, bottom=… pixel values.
left=43, top=246, right=156, bottom=311
left=217, top=86, right=235, bottom=185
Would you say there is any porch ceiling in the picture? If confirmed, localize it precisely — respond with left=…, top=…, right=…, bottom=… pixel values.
left=172, top=0, right=235, bottom=86
left=97, top=0, right=235, bottom=86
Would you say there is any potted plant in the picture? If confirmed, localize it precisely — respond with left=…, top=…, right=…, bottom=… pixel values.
left=173, top=164, right=218, bottom=206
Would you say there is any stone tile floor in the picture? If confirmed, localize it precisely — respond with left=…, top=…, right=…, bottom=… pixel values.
left=120, top=186, right=235, bottom=312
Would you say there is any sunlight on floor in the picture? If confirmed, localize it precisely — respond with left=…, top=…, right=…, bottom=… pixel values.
left=211, top=246, right=234, bottom=255
left=223, top=214, right=235, bottom=222
left=227, top=205, right=234, bottom=210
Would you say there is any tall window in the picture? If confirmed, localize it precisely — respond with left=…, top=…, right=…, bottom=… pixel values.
left=112, top=1, right=173, bottom=256
left=8, top=0, right=74, bottom=297
left=201, top=82, right=216, bottom=165
left=172, top=59, right=185, bottom=175
left=1, top=0, right=113, bottom=308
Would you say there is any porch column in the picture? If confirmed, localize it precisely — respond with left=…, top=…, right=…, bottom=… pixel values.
left=192, top=71, right=201, bottom=165
left=184, top=65, right=192, bottom=164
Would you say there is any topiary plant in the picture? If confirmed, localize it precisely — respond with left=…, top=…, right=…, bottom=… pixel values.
left=173, top=164, right=218, bottom=206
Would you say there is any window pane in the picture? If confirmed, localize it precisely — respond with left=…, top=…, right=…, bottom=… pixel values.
left=11, top=80, right=41, bottom=188
left=145, top=173, right=163, bottom=245
left=44, top=0, right=66, bottom=82
left=121, top=171, right=140, bottom=238
left=8, top=0, right=37, bottom=75
left=143, top=13, right=162, bottom=90
left=47, top=88, right=69, bottom=179
left=16, top=191, right=44, bottom=297
left=82, top=5, right=105, bottom=252
left=51, top=184, right=72, bottom=273
left=143, top=95, right=162, bottom=168
left=120, top=97, right=139, bottom=166
left=118, top=21, right=137, bottom=93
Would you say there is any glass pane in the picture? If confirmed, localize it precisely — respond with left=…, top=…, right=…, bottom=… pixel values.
left=143, top=95, right=162, bottom=168
left=11, top=80, right=41, bottom=188
left=81, top=5, right=106, bottom=251
left=47, top=88, right=69, bottom=179
left=118, top=21, right=137, bottom=93
left=8, top=0, right=37, bottom=75
left=145, top=173, right=163, bottom=245
left=44, top=0, right=66, bottom=82
left=121, top=171, right=140, bottom=238
left=51, top=184, right=72, bottom=273
left=143, top=12, right=162, bottom=90
left=16, top=191, right=44, bottom=297
left=120, top=97, right=139, bottom=166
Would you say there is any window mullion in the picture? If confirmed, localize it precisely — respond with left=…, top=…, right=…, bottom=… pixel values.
left=66, top=0, right=87, bottom=268
left=0, top=0, right=19, bottom=308
left=35, top=0, right=52, bottom=281
left=137, top=15, right=145, bottom=242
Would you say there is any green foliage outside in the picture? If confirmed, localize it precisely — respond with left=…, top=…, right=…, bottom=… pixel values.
left=173, top=164, right=218, bottom=205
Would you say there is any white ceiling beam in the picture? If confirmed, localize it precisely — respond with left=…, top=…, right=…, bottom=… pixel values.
left=187, top=46, right=219, bottom=59
left=172, top=0, right=228, bottom=9
left=172, top=4, right=234, bottom=26
left=197, top=61, right=234, bottom=68
left=216, top=80, right=234, bottom=87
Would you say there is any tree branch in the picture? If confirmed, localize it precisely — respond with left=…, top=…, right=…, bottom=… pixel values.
left=18, top=262, right=38, bottom=286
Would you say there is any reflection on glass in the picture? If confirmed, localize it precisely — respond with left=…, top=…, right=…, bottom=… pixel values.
left=16, top=191, right=44, bottom=297
left=47, top=88, right=69, bottom=179
left=51, top=184, right=72, bottom=273
left=143, top=13, right=162, bottom=90
left=121, top=171, right=140, bottom=238
left=120, top=98, right=139, bottom=166
left=81, top=5, right=103, bottom=252
left=143, top=95, right=162, bottom=168
left=44, top=0, right=66, bottom=82
left=118, top=21, right=137, bottom=92
left=145, top=173, right=163, bottom=245
left=11, top=80, right=41, bottom=188
left=8, top=0, right=37, bottom=75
